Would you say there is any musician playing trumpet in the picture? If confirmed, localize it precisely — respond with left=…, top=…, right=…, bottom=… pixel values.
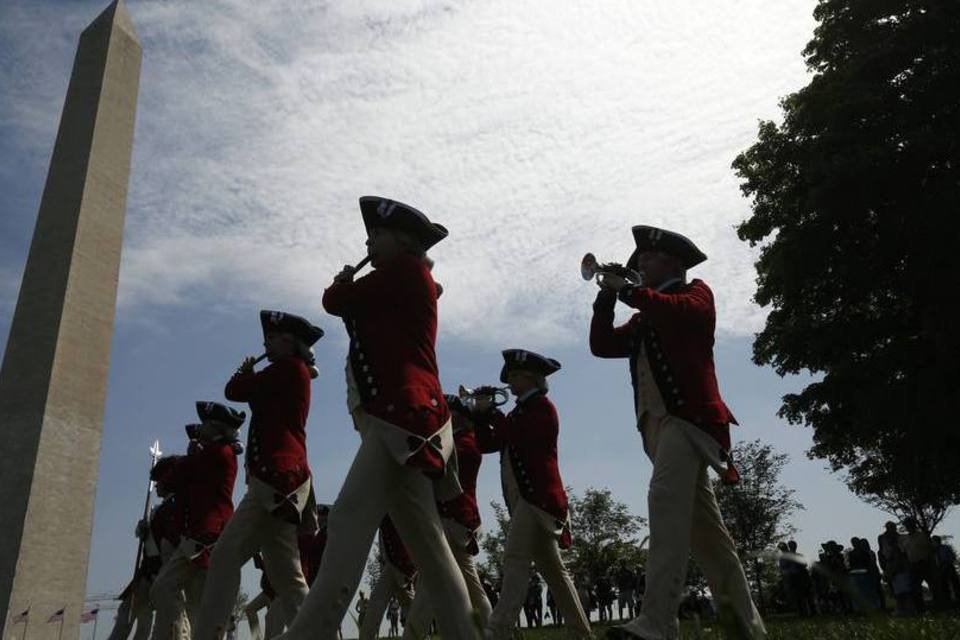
left=589, top=226, right=765, bottom=640
left=472, top=350, right=592, bottom=640
left=194, top=311, right=324, bottom=640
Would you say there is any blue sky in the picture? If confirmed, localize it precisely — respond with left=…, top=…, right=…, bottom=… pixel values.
left=2, top=0, right=956, bottom=637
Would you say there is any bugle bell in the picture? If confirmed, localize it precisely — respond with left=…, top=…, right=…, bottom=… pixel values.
left=580, top=253, right=642, bottom=285
left=458, top=384, right=510, bottom=411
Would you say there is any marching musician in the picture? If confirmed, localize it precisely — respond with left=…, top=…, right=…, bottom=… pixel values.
left=403, top=394, right=492, bottom=638
left=195, top=310, right=324, bottom=639
left=360, top=517, right=418, bottom=640
left=589, top=226, right=765, bottom=640
left=107, top=456, right=183, bottom=640
left=278, top=196, right=475, bottom=640
left=472, top=350, right=592, bottom=640
left=150, top=402, right=244, bottom=640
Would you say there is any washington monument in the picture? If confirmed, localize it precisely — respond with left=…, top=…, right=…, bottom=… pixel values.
left=0, top=1, right=141, bottom=637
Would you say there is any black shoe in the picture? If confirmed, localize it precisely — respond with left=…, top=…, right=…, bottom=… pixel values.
left=605, top=626, right=649, bottom=640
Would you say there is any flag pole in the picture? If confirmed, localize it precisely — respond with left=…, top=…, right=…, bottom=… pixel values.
left=23, top=613, right=30, bottom=640
left=92, top=611, right=99, bottom=640
left=57, top=614, right=64, bottom=640
left=127, top=440, right=162, bottom=622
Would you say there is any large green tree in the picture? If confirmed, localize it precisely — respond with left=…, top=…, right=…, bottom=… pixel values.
left=732, top=0, right=960, bottom=529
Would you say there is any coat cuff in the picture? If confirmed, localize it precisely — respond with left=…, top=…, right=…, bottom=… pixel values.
left=592, top=289, right=618, bottom=312
left=617, top=284, right=644, bottom=307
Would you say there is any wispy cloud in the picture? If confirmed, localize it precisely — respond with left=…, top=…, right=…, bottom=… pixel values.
left=1, top=0, right=817, bottom=345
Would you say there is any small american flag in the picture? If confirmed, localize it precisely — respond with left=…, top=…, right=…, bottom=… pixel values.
left=47, top=608, right=65, bottom=623
left=80, top=608, right=100, bottom=623
left=12, top=609, right=29, bottom=624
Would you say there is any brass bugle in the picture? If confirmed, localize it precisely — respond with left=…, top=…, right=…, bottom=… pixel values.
left=458, top=384, right=510, bottom=411
left=580, top=253, right=641, bottom=284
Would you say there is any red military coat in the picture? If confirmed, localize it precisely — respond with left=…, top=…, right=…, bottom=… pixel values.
left=322, top=253, right=451, bottom=475
left=174, top=441, right=238, bottom=567
left=225, top=356, right=312, bottom=494
left=379, top=516, right=418, bottom=579
left=151, top=497, right=183, bottom=550
left=590, top=280, right=735, bottom=449
left=437, top=426, right=483, bottom=554
left=476, top=392, right=572, bottom=549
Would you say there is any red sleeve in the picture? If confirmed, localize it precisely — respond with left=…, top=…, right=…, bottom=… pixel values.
left=321, top=270, right=384, bottom=317
left=225, top=358, right=302, bottom=402
left=589, top=291, right=635, bottom=358
left=224, top=370, right=260, bottom=402
left=618, top=280, right=714, bottom=327
left=322, top=255, right=430, bottom=318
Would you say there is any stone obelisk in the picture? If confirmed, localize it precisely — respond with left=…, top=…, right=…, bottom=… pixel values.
left=0, top=2, right=140, bottom=636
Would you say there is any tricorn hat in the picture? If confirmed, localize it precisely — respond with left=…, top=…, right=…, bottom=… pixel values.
left=359, top=196, right=448, bottom=250
left=499, top=349, right=561, bottom=384
left=259, top=310, right=324, bottom=347
left=195, top=401, right=246, bottom=429
left=150, top=455, right=181, bottom=485
left=626, top=225, right=707, bottom=271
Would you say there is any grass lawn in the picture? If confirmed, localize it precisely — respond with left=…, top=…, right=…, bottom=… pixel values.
left=494, top=615, right=960, bottom=639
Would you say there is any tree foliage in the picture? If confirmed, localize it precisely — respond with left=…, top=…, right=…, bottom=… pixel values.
left=732, top=0, right=960, bottom=521
left=567, top=487, right=646, bottom=585
left=478, top=488, right=646, bottom=587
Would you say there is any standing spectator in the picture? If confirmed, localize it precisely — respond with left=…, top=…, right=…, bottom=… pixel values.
left=596, top=574, right=614, bottom=622
left=817, top=541, right=851, bottom=614
left=546, top=588, right=562, bottom=626
left=932, top=536, right=960, bottom=608
left=616, top=565, right=637, bottom=620
left=386, top=598, right=400, bottom=638
left=787, top=541, right=816, bottom=617
left=861, top=538, right=886, bottom=612
left=576, top=580, right=593, bottom=622
left=847, top=538, right=881, bottom=611
left=900, top=517, right=938, bottom=612
left=878, top=522, right=914, bottom=615
left=355, top=591, right=369, bottom=630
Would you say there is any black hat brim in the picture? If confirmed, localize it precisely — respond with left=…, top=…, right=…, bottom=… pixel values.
left=359, top=196, right=448, bottom=250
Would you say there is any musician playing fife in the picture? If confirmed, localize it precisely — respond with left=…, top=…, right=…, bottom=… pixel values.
left=473, top=350, right=592, bottom=640
left=277, top=196, right=475, bottom=640
left=151, top=402, right=244, bottom=640
left=589, top=226, right=765, bottom=640
left=194, top=311, right=324, bottom=639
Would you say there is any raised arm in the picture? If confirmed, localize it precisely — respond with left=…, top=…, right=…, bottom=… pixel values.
left=617, top=280, right=715, bottom=328
left=589, top=289, right=635, bottom=358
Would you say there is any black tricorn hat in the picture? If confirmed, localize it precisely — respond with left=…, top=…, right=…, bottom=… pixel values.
left=259, top=310, right=324, bottom=347
left=195, top=401, right=246, bottom=429
left=359, top=196, right=448, bottom=250
left=626, top=225, right=707, bottom=271
left=499, top=349, right=561, bottom=384
left=150, top=455, right=181, bottom=484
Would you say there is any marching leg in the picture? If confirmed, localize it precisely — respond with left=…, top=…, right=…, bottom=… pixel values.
left=689, top=466, right=765, bottom=638
left=278, top=429, right=394, bottom=640
left=259, top=514, right=309, bottom=626
left=360, top=567, right=397, bottom=639
left=623, top=419, right=701, bottom=640
left=150, top=554, right=193, bottom=640
left=389, top=469, right=475, bottom=640
left=531, top=524, right=590, bottom=638
left=194, top=492, right=266, bottom=639
left=487, top=507, right=537, bottom=640
left=264, top=600, right=286, bottom=639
